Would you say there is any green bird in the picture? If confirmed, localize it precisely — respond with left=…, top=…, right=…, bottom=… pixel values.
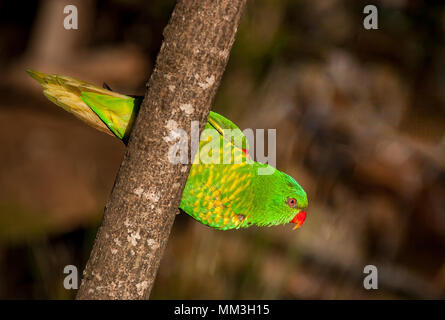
left=27, top=69, right=308, bottom=230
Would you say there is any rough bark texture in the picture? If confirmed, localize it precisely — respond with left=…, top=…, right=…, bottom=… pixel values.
left=76, top=0, right=247, bottom=299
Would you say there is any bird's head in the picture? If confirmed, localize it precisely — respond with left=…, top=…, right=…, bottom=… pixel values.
left=280, top=173, right=308, bottom=229
left=255, top=168, right=308, bottom=229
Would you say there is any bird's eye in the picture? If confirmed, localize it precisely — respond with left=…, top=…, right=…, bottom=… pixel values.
left=287, top=198, right=297, bottom=208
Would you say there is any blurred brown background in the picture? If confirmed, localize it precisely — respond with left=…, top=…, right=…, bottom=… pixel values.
left=0, top=0, right=444, bottom=299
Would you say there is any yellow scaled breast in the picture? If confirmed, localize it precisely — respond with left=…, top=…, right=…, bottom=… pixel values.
left=180, top=133, right=255, bottom=230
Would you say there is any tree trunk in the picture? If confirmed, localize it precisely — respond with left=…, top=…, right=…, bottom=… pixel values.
left=76, top=0, right=247, bottom=299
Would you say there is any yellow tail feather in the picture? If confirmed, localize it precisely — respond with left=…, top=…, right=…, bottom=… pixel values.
left=27, top=69, right=128, bottom=136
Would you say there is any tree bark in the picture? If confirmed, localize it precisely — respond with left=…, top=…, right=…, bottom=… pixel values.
left=76, top=0, right=247, bottom=299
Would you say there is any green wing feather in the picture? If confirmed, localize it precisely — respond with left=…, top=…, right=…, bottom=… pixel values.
left=208, top=111, right=250, bottom=155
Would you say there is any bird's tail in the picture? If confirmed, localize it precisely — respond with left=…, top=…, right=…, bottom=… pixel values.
left=26, top=69, right=140, bottom=141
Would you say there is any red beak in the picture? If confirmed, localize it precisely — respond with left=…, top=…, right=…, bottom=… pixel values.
left=291, top=210, right=306, bottom=230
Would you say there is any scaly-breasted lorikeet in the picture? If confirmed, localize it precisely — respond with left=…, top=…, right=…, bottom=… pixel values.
left=27, top=69, right=308, bottom=230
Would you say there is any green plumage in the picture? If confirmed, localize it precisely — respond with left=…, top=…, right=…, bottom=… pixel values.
left=27, top=69, right=308, bottom=230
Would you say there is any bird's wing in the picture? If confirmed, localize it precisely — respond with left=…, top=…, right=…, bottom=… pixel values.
left=207, top=111, right=251, bottom=156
